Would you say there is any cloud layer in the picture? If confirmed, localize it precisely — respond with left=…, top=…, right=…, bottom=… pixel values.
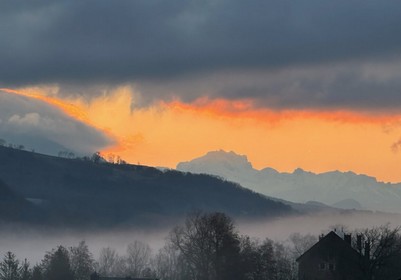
left=0, top=90, right=113, bottom=155
left=1, top=0, right=401, bottom=110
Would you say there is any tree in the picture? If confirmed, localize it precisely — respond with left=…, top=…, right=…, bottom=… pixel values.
left=170, top=211, right=241, bottom=280
left=0, top=252, right=20, bottom=280
left=19, top=259, right=31, bottom=280
left=153, top=242, right=194, bottom=280
left=153, top=244, right=181, bottom=280
left=107, top=154, right=116, bottom=164
left=96, top=247, right=125, bottom=277
left=239, top=237, right=293, bottom=280
left=271, top=242, right=293, bottom=280
left=238, top=236, right=260, bottom=279
left=256, top=239, right=276, bottom=280
left=125, top=241, right=152, bottom=277
left=42, top=246, right=74, bottom=280
left=70, top=241, right=95, bottom=280
left=357, top=225, right=401, bottom=280
left=91, top=152, right=102, bottom=163
left=58, top=151, right=75, bottom=159
left=31, top=265, right=43, bottom=280
left=288, top=232, right=317, bottom=258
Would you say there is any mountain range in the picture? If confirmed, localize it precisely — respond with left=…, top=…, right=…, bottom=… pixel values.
left=0, top=146, right=292, bottom=228
left=177, top=150, right=401, bottom=213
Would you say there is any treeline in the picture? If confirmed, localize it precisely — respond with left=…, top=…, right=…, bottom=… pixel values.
left=0, top=138, right=126, bottom=165
left=0, top=242, right=92, bottom=280
left=0, top=139, right=28, bottom=152
left=1, top=212, right=401, bottom=280
left=58, top=151, right=127, bottom=165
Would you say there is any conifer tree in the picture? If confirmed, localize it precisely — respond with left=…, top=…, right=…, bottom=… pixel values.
left=19, top=259, right=31, bottom=280
left=42, top=246, right=74, bottom=280
left=0, top=252, right=20, bottom=280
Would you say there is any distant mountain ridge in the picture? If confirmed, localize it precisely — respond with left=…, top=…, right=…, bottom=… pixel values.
left=0, top=146, right=293, bottom=228
left=177, top=150, right=401, bottom=213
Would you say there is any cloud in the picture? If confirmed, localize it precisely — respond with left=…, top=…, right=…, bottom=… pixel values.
left=1, top=0, right=401, bottom=110
left=9, top=113, right=41, bottom=126
left=0, top=90, right=113, bottom=155
left=136, top=59, right=401, bottom=111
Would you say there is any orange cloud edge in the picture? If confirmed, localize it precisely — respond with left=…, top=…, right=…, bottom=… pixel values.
left=164, top=97, right=401, bottom=125
left=2, top=87, right=401, bottom=183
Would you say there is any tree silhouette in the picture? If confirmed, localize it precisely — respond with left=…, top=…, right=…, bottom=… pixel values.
left=0, top=252, right=20, bottom=280
left=31, top=265, right=43, bottom=280
left=42, top=246, right=74, bottom=280
left=125, top=241, right=152, bottom=277
left=96, top=247, right=125, bottom=277
left=91, top=152, right=102, bottom=163
left=358, top=225, right=401, bottom=280
left=170, top=211, right=241, bottom=280
left=19, top=259, right=31, bottom=280
left=70, top=241, right=95, bottom=280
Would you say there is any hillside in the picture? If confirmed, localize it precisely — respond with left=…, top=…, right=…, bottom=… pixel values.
left=0, top=146, right=293, bottom=228
left=177, top=150, right=401, bottom=213
left=0, top=179, right=44, bottom=224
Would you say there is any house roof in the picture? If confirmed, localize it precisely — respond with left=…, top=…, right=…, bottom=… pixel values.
left=296, top=231, right=361, bottom=262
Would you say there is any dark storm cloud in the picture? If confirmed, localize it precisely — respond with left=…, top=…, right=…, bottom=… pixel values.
left=137, top=60, right=401, bottom=111
left=1, top=0, right=401, bottom=109
left=0, top=90, right=113, bottom=155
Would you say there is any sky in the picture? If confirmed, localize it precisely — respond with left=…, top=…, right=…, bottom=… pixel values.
left=1, top=0, right=401, bottom=182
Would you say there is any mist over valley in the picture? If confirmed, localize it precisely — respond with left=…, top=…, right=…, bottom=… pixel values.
left=1, top=146, right=401, bottom=274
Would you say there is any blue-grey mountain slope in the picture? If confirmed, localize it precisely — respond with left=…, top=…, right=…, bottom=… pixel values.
left=177, top=150, right=401, bottom=213
left=0, top=146, right=293, bottom=228
left=0, top=179, right=44, bottom=224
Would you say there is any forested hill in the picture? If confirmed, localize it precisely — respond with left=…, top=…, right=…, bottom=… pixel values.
left=0, top=146, right=293, bottom=228
left=0, top=179, right=45, bottom=224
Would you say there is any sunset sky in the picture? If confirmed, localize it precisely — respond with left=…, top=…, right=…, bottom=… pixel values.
left=1, top=1, right=401, bottom=182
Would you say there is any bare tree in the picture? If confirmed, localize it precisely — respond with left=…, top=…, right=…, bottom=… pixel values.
left=124, top=241, right=152, bottom=277
left=153, top=243, right=190, bottom=280
left=288, top=232, right=317, bottom=258
left=239, top=236, right=293, bottom=280
left=271, top=242, right=293, bottom=280
left=91, top=152, right=102, bottom=163
left=170, top=211, right=241, bottom=280
left=107, top=154, right=115, bottom=164
left=70, top=241, right=95, bottom=280
left=96, top=247, right=125, bottom=277
left=357, top=225, right=401, bottom=280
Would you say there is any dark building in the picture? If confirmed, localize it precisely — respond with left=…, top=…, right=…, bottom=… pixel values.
left=296, top=231, right=363, bottom=280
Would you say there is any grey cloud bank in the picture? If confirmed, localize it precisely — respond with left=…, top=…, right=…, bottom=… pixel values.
left=1, top=0, right=401, bottom=110
left=137, top=60, right=401, bottom=110
left=0, top=90, right=113, bottom=155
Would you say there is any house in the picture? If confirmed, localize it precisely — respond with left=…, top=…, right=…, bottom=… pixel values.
left=296, top=231, right=363, bottom=280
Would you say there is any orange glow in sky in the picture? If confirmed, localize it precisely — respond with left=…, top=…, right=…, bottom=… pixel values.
left=2, top=87, right=401, bottom=183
